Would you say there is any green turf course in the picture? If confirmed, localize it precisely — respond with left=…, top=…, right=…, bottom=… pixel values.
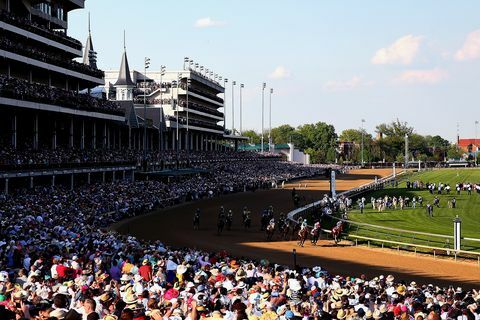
left=347, top=169, right=480, bottom=252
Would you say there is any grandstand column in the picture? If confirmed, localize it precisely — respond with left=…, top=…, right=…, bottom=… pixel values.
left=123, top=170, right=126, bottom=180
left=92, top=121, right=97, bottom=149
left=179, top=131, right=183, bottom=150
left=103, top=123, right=107, bottom=148
left=30, top=177, right=34, bottom=189
left=131, top=170, right=135, bottom=182
left=112, top=171, right=116, bottom=182
left=70, top=174, right=74, bottom=190
left=51, top=175, right=55, bottom=188
left=107, top=124, right=111, bottom=148
left=195, top=134, right=199, bottom=151
left=69, top=119, right=74, bottom=147
left=200, top=134, right=204, bottom=151
left=4, top=179, right=8, bottom=195
left=87, top=173, right=91, bottom=184
left=52, top=120, right=57, bottom=150
left=215, top=137, right=218, bottom=151
left=128, top=126, right=132, bottom=149
left=81, top=120, right=85, bottom=150
left=171, top=132, right=175, bottom=150
left=11, top=115, right=17, bottom=149
left=102, top=171, right=106, bottom=183
left=33, top=114, right=39, bottom=150
left=119, top=130, right=122, bottom=149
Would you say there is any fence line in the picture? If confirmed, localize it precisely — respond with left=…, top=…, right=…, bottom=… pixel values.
left=286, top=169, right=480, bottom=259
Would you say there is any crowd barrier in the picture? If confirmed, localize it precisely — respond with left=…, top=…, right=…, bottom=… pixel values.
left=286, top=170, right=480, bottom=263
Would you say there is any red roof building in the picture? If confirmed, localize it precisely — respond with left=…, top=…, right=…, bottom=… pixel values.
left=458, top=139, right=480, bottom=153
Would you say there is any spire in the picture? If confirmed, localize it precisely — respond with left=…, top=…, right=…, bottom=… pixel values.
left=114, top=31, right=135, bottom=87
left=83, top=12, right=97, bottom=68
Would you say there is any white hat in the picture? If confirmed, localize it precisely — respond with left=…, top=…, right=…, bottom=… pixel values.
left=177, top=265, right=188, bottom=275
left=289, top=280, right=301, bottom=291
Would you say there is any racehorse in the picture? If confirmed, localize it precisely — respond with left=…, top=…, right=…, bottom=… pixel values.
left=297, top=227, right=309, bottom=247
left=193, top=213, right=200, bottom=230
left=266, top=222, right=275, bottom=241
left=282, top=221, right=291, bottom=240
left=243, top=215, right=251, bottom=230
left=225, top=215, right=233, bottom=231
left=331, top=221, right=344, bottom=244
left=310, top=224, right=321, bottom=245
left=217, top=217, right=225, bottom=235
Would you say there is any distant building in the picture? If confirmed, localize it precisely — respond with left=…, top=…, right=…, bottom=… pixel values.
left=458, top=138, right=480, bottom=155
left=239, top=143, right=310, bottom=164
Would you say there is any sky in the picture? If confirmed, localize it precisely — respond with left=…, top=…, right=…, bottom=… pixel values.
left=68, top=0, right=480, bottom=142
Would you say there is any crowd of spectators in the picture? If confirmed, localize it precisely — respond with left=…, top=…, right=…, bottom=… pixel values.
left=0, top=147, right=281, bottom=171
left=0, top=33, right=104, bottom=79
left=0, top=159, right=479, bottom=319
left=0, top=9, right=83, bottom=50
left=0, top=76, right=123, bottom=116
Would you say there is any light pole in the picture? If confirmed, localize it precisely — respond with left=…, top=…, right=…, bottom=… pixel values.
left=261, top=82, right=266, bottom=152
left=186, top=76, right=191, bottom=155
left=475, top=120, right=479, bottom=166
left=223, top=78, right=228, bottom=134
left=269, top=88, right=273, bottom=152
left=232, top=81, right=236, bottom=135
left=143, top=57, right=150, bottom=167
left=405, top=134, right=409, bottom=169
left=177, top=73, right=183, bottom=153
left=159, top=65, right=166, bottom=151
left=240, top=84, right=244, bottom=134
left=361, top=119, right=365, bottom=166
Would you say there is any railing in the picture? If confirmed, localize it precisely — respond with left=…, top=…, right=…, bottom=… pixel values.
left=0, top=10, right=82, bottom=50
left=287, top=170, right=480, bottom=262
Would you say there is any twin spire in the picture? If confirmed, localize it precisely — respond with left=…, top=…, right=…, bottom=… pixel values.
left=83, top=12, right=97, bottom=69
left=114, top=30, right=135, bottom=87
left=83, top=14, right=133, bottom=88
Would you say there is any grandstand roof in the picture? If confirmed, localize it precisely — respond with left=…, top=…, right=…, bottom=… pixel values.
left=458, top=139, right=480, bottom=147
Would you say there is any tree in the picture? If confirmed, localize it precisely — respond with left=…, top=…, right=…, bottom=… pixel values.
left=376, top=119, right=414, bottom=138
left=270, top=125, right=295, bottom=144
left=446, top=144, right=463, bottom=160
left=297, top=122, right=337, bottom=163
left=242, top=130, right=260, bottom=144
left=375, top=119, right=414, bottom=162
left=339, top=129, right=374, bottom=163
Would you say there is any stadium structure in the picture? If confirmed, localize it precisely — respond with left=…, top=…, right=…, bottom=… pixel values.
left=0, top=0, right=246, bottom=193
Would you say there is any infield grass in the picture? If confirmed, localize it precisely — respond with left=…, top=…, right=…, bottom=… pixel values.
left=347, top=168, right=480, bottom=252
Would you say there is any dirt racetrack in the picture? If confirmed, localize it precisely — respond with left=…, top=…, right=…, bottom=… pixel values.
left=112, top=169, right=480, bottom=289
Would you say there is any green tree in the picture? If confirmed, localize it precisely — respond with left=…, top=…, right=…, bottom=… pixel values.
left=270, top=124, right=295, bottom=144
left=297, top=122, right=337, bottom=163
left=242, top=130, right=260, bottom=144
left=447, top=144, right=463, bottom=160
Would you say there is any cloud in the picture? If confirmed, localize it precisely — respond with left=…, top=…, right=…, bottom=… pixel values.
left=372, top=35, right=422, bottom=65
left=324, top=76, right=374, bottom=91
left=394, top=68, right=447, bottom=85
left=194, top=17, right=225, bottom=28
left=455, top=30, right=480, bottom=61
left=269, top=66, right=290, bottom=79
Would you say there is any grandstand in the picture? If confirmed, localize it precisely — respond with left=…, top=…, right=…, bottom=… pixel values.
left=0, top=2, right=478, bottom=320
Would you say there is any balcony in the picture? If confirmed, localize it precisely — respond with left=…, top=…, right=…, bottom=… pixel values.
left=0, top=10, right=82, bottom=51
left=0, top=75, right=123, bottom=116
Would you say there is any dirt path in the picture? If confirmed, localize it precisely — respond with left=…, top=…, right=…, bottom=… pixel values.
left=112, top=169, right=480, bottom=289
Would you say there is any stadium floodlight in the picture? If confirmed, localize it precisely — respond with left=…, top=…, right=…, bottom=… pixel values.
left=240, top=84, right=244, bottom=134
left=143, top=57, right=151, bottom=165
left=269, top=88, right=273, bottom=152
left=223, top=78, right=228, bottom=134
left=232, top=81, right=236, bottom=134
left=361, top=119, right=366, bottom=166
left=261, top=83, right=266, bottom=152
left=183, top=57, right=189, bottom=70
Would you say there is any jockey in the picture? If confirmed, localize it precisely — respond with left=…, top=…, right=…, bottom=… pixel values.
left=313, top=221, right=320, bottom=230
left=300, top=219, right=308, bottom=230
left=336, top=221, right=342, bottom=227
left=269, top=218, right=275, bottom=226
left=228, top=210, right=233, bottom=217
